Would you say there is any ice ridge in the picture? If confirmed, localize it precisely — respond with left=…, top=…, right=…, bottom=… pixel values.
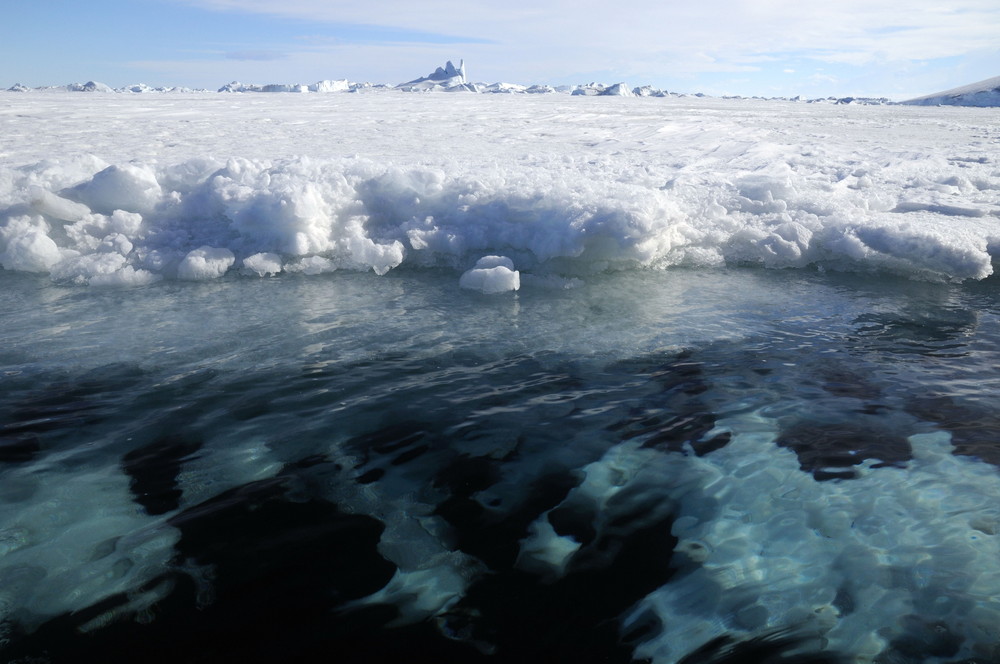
left=1, top=153, right=998, bottom=287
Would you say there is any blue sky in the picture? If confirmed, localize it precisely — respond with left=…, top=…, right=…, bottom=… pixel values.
left=3, top=0, right=998, bottom=99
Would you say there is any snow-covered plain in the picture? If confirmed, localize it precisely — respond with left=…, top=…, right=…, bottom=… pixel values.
left=1, top=92, right=998, bottom=289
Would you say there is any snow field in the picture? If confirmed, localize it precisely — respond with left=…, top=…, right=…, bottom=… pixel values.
left=0, top=94, right=998, bottom=287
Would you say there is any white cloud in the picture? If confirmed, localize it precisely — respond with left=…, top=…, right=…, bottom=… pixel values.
left=129, top=42, right=489, bottom=88
left=173, top=0, right=1000, bottom=59
left=147, top=1, right=1000, bottom=95
left=164, top=0, right=1000, bottom=90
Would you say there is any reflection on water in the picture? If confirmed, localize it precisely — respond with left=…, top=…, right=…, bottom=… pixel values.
left=2, top=268, right=1000, bottom=662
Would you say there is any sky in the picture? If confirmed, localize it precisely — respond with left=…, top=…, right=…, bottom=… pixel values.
left=2, top=0, right=998, bottom=99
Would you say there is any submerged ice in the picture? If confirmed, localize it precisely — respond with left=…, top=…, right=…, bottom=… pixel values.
left=574, top=426, right=1000, bottom=662
left=3, top=264, right=1000, bottom=661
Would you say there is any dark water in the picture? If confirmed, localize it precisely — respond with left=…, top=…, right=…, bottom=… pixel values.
left=3, top=267, right=1000, bottom=663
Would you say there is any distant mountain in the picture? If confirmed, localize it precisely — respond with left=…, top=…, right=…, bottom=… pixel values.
left=902, top=75, right=1000, bottom=107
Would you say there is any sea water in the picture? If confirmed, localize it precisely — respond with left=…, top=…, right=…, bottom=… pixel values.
left=1, top=92, right=1000, bottom=663
left=3, top=267, right=1000, bottom=662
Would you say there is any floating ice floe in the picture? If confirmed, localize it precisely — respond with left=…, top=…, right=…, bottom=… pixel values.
left=177, top=246, right=236, bottom=281
left=459, top=255, right=521, bottom=293
left=242, top=252, right=282, bottom=277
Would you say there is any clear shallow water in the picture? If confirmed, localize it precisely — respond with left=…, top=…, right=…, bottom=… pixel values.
left=2, top=90, right=1000, bottom=663
left=4, top=266, right=1000, bottom=663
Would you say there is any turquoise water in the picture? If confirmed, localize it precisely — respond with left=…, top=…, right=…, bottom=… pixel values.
left=3, top=266, right=1000, bottom=663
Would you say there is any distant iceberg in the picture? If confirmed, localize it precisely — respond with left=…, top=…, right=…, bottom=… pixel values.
left=480, top=82, right=528, bottom=94
left=397, top=60, right=475, bottom=92
left=311, top=79, right=352, bottom=93
left=118, top=83, right=200, bottom=93
left=24, top=81, right=116, bottom=93
left=9, top=61, right=944, bottom=102
left=902, top=75, right=1000, bottom=107
left=8, top=82, right=202, bottom=93
left=571, top=82, right=639, bottom=97
left=601, top=82, right=634, bottom=97
left=217, top=79, right=376, bottom=93
left=68, top=81, right=114, bottom=93
left=0, top=59, right=703, bottom=98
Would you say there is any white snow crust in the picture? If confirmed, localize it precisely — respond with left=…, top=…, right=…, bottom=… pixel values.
left=1, top=93, right=998, bottom=286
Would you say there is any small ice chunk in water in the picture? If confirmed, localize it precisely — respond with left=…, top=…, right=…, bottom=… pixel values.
left=1, top=229, right=63, bottom=272
left=459, top=255, right=520, bottom=294
left=242, top=252, right=282, bottom=277
left=0, top=215, right=63, bottom=272
left=177, top=246, right=236, bottom=280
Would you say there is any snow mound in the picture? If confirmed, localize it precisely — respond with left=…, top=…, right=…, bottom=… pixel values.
left=0, top=153, right=998, bottom=286
left=902, top=75, right=1000, bottom=107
